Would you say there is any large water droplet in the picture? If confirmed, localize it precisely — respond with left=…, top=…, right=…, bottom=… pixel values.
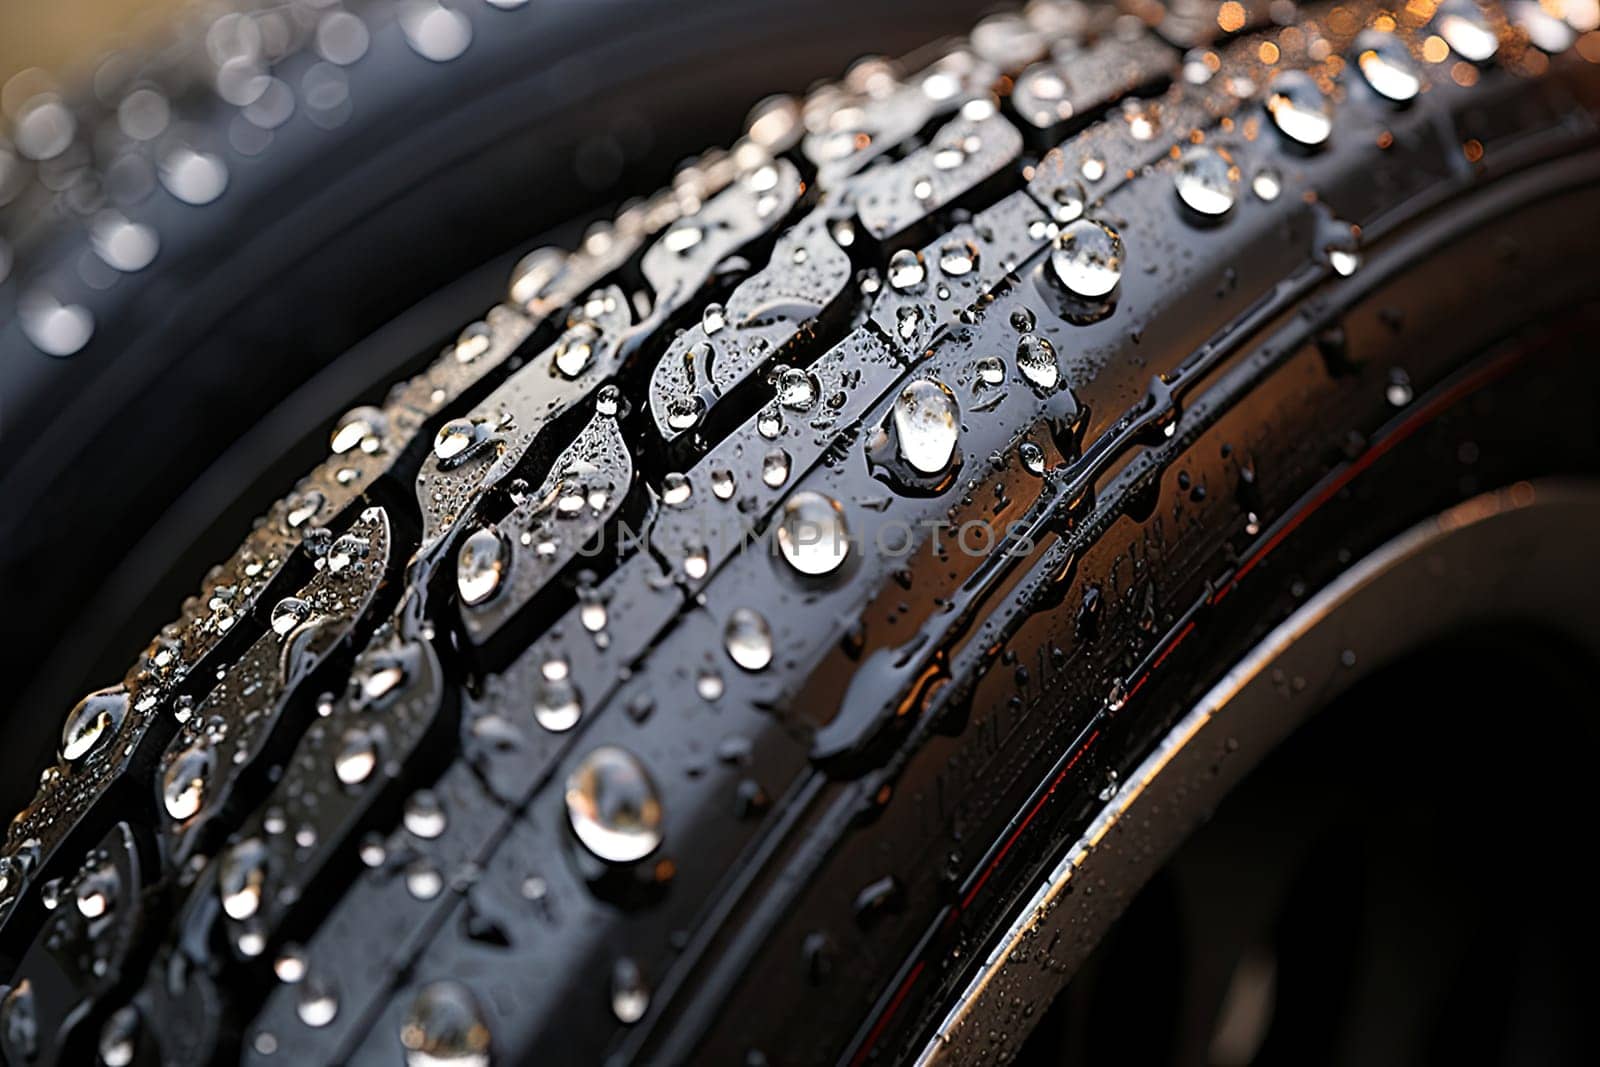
left=724, top=608, right=774, bottom=671
left=160, top=146, right=228, bottom=204
left=1511, top=0, right=1577, bottom=52
left=1016, top=335, right=1061, bottom=392
left=508, top=247, right=565, bottom=307
left=1050, top=219, right=1123, bottom=299
left=330, top=406, right=384, bottom=455
left=91, top=212, right=160, bottom=272
left=1174, top=146, right=1237, bottom=217
left=61, top=686, right=129, bottom=762
left=1355, top=31, right=1422, bottom=103
left=433, top=418, right=485, bottom=463
left=297, top=976, right=339, bottom=1028
left=457, top=527, right=507, bottom=606
left=1435, top=0, right=1499, bottom=61
left=770, top=365, right=819, bottom=410
left=554, top=322, right=599, bottom=378
left=162, top=742, right=214, bottom=821
left=565, top=746, right=663, bottom=864
left=666, top=395, right=705, bottom=431
left=888, top=249, right=926, bottom=290
left=18, top=289, right=95, bottom=357
left=271, top=596, right=311, bottom=636
left=893, top=379, right=960, bottom=475
left=761, top=449, right=792, bottom=488
left=219, top=838, right=268, bottom=921
left=534, top=677, right=582, bottom=732
left=938, top=240, right=978, bottom=277
left=776, top=492, right=851, bottom=576
left=401, top=981, right=491, bottom=1067
left=1265, top=71, right=1333, bottom=148
left=403, top=790, right=448, bottom=839
left=400, top=1, right=472, bottom=62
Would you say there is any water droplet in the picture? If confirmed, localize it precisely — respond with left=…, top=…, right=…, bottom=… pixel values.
left=612, top=958, right=650, bottom=1025
left=75, top=857, right=117, bottom=919
left=663, top=223, right=704, bottom=254
left=1512, top=0, right=1577, bottom=53
left=697, top=671, right=724, bottom=701
left=1355, top=31, right=1422, bottom=103
left=270, top=597, right=311, bottom=636
left=335, top=727, right=379, bottom=786
left=1020, top=441, right=1046, bottom=474
left=1050, top=219, right=1123, bottom=299
left=724, top=608, right=774, bottom=671
left=454, top=321, right=492, bottom=363
left=710, top=467, right=737, bottom=500
left=1174, top=146, right=1237, bottom=217
left=776, top=492, right=851, bottom=576
left=896, top=305, right=922, bottom=342
left=1322, top=220, right=1362, bottom=276
left=1016, top=334, right=1061, bottom=392
left=327, top=532, right=368, bottom=574
left=508, top=247, right=565, bottom=307
left=274, top=946, right=308, bottom=984
left=1435, top=0, right=1499, bottom=62
left=757, top=406, right=783, bottom=439
left=667, top=394, right=705, bottom=431
left=1252, top=168, right=1283, bottom=201
left=565, top=746, right=664, bottom=863
left=702, top=302, right=727, bottom=335
left=1049, top=180, right=1085, bottom=223
left=893, top=379, right=960, bottom=475
left=976, top=357, right=1005, bottom=386
left=433, top=418, right=484, bottom=462
left=1386, top=368, right=1414, bottom=407
left=401, top=981, right=491, bottom=1067
left=1183, top=48, right=1218, bottom=85
left=18, top=289, right=94, bottom=357
left=162, top=742, right=213, bottom=821
left=91, top=212, right=160, bottom=272
left=770, top=365, right=819, bottom=409
left=1266, top=71, right=1333, bottom=147
left=1080, top=156, right=1106, bottom=182
left=662, top=472, right=693, bottom=506
left=554, top=322, right=599, bottom=378
left=938, top=240, right=978, bottom=277
left=61, top=686, right=128, bottom=762
left=98, top=1006, right=139, bottom=1067
left=160, top=146, right=228, bottom=204
left=219, top=838, right=268, bottom=921
left=534, top=677, right=582, bottom=732
left=404, top=791, right=448, bottom=839
left=330, top=407, right=384, bottom=455
left=888, top=249, right=926, bottom=290
left=761, top=449, right=792, bottom=488
left=457, top=528, right=507, bottom=606
left=405, top=860, right=443, bottom=900
left=297, top=977, right=339, bottom=1027
left=400, top=1, right=472, bottom=62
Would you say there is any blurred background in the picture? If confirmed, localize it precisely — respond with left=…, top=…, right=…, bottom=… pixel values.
left=1, top=1, right=184, bottom=86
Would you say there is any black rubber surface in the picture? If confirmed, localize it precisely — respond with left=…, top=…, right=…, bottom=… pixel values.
left=2, top=1, right=1599, bottom=1064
